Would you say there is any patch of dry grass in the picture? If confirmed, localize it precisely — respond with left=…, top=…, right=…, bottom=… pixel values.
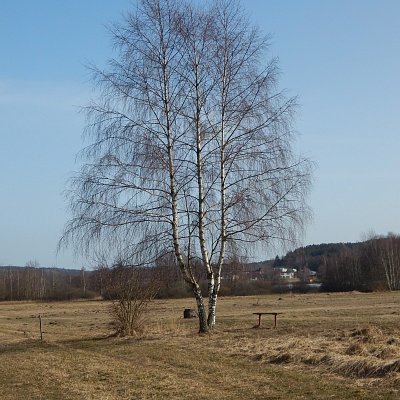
left=0, top=292, right=399, bottom=399
left=232, top=324, right=400, bottom=379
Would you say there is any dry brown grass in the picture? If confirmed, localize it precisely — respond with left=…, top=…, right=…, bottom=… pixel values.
left=0, top=292, right=399, bottom=399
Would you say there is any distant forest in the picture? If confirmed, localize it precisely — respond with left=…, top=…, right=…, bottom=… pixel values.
left=276, top=233, right=400, bottom=291
left=1, top=234, right=399, bottom=301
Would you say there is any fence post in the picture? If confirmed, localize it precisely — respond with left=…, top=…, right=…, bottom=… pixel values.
left=38, top=314, right=43, bottom=341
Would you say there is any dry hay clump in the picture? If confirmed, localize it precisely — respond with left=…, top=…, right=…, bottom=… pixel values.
left=345, top=325, right=399, bottom=360
left=349, top=325, right=383, bottom=343
left=232, top=325, right=400, bottom=380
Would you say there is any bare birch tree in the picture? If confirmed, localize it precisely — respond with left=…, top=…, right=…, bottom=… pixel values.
left=61, top=0, right=312, bottom=333
left=366, top=234, right=400, bottom=291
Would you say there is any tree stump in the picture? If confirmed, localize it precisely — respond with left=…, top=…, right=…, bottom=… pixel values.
left=183, top=308, right=196, bottom=319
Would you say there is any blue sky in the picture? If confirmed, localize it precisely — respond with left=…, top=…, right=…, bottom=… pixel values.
left=1, top=0, right=399, bottom=268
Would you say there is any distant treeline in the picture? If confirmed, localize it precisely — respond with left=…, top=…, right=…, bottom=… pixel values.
left=0, top=262, right=201, bottom=301
left=0, top=266, right=98, bottom=301
left=277, top=233, right=400, bottom=291
left=1, top=234, right=399, bottom=301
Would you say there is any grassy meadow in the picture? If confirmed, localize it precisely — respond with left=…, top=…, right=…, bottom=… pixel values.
left=0, top=291, right=399, bottom=399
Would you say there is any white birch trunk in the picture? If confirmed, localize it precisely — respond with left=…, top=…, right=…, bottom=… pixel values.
left=193, top=283, right=209, bottom=333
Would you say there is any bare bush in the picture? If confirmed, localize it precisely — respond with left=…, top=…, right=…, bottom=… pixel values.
left=104, top=265, right=159, bottom=336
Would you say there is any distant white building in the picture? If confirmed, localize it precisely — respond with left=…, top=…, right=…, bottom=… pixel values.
left=274, top=267, right=296, bottom=279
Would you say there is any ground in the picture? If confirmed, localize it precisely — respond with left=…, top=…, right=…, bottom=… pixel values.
left=0, top=291, right=399, bottom=399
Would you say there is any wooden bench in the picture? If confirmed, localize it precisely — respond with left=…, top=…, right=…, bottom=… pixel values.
left=253, top=312, right=281, bottom=328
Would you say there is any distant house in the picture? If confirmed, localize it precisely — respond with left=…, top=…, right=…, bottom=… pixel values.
left=298, top=267, right=317, bottom=282
left=273, top=267, right=297, bottom=280
left=245, top=268, right=263, bottom=281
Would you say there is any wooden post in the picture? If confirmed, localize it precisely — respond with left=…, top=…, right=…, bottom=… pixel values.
left=39, top=314, right=43, bottom=341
